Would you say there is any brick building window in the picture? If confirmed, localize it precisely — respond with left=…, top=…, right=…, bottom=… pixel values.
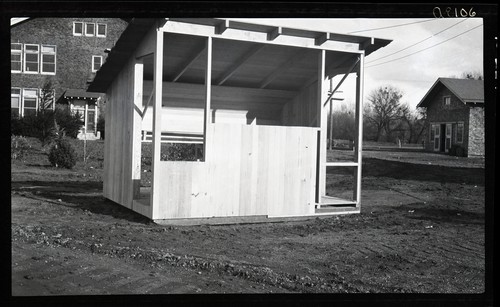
left=85, top=23, right=95, bottom=36
left=456, top=122, right=464, bottom=143
left=92, top=55, right=103, bottom=72
left=73, top=22, right=83, bottom=36
left=11, top=43, right=22, bottom=72
left=41, top=45, right=56, bottom=74
left=24, top=44, right=39, bottom=73
left=22, top=88, right=38, bottom=116
left=11, top=88, right=21, bottom=115
left=97, top=24, right=107, bottom=37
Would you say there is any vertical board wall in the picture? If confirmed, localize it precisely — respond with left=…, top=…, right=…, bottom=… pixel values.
left=156, top=123, right=318, bottom=219
left=103, top=58, right=136, bottom=209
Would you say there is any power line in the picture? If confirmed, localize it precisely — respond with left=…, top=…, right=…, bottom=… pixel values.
left=365, top=24, right=482, bottom=69
left=366, top=18, right=469, bottom=65
left=347, top=19, right=437, bottom=34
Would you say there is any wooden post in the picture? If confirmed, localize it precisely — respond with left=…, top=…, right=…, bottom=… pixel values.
left=353, top=53, right=364, bottom=206
left=151, top=26, right=164, bottom=218
left=131, top=59, right=144, bottom=200
left=203, top=36, right=212, bottom=162
left=316, top=50, right=327, bottom=204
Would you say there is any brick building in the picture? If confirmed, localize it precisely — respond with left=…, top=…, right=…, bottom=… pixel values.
left=11, top=18, right=128, bottom=139
left=417, top=78, right=484, bottom=157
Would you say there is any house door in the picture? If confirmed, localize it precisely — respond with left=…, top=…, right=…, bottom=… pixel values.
left=433, top=124, right=440, bottom=151
left=445, top=123, right=452, bottom=153
left=439, top=124, right=446, bottom=152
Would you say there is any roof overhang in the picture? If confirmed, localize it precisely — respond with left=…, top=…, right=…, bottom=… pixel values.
left=88, top=18, right=392, bottom=93
left=64, top=89, right=103, bottom=101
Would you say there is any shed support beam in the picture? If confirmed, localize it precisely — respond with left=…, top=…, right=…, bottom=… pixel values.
left=267, top=26, right=282, bottom=41
left=215, top=19, right=229, bottom=34
left=215, top=44, right=265, bottom=86
left=151, top=26, right=164, bottom=219
left=323, top=57, right=360, bottom=107
left=203, top=36, right=213, bottom=161
left=259, top=49, right=307, bottom=89
left=131, top=59, right=144, bottom=201
left=315, top=32, right=330, bottom=46
left=315, top=50, right=327, bottom=203
left=353, top=53, right=364, bottom=206
left=171, top=41, right=206, bottom=82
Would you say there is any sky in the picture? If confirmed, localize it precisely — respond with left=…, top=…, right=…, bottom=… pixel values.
left=230, top=18, right=484, bottom=112
left=10, top=17, right=484, bottom=112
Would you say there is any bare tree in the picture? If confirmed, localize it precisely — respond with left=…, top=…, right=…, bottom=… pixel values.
left=449, top=71, right=483, bottom=80
left=399, top=103, right=427, bottom=144
left=364, top=86, right=405, bottom=142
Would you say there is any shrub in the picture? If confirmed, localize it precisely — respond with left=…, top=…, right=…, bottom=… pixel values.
left=11, top=135, right=31, bottom=160
left=162, top=143, right=201, bottom=161
left=11, top=112, right=25, bottom=136
left=48, top=138, right=77, bottom=169
left=97, top=115, right=105, bottom=139
left=55, top=108, right=84, bottom=139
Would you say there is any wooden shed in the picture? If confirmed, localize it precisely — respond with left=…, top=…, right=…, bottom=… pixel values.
left=87, top=18, right=391, bottom=224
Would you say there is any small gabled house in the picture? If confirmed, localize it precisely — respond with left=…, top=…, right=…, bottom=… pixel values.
left=417, top=78, right=484, bottom=157
left=10, top=18, right=128, bottom=139
left=87, top=18, right=391, bottom=224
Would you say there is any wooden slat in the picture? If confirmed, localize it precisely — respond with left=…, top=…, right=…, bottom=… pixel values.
left=203, top=36, right=212, bottom=162
left=326, top=162, right=358, bottom=167
left=318, top=195, right=357, bottom=206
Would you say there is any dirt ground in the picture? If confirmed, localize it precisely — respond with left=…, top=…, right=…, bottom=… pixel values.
left=10, top=143, right=488, bottom=303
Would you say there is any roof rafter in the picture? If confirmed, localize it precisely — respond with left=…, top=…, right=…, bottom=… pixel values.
left=215, top=44, right=266, bottom=86
left=171, top=41, right=207, bottom=82
left=259, top=49, right=308, bottom=89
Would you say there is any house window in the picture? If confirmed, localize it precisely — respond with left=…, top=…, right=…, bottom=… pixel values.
left=11, top=88, right=21, bottom=115
left=22, top=88, right=38, bottom=116
left=73, top=22, right=83, bottom=36
left=456, top=122, right=464, bottom=143
left=24, top=44, right=39, bottom=73
left=11, top=43, right=22, bottom=72
left=85, top=23, right=95, bottom=36
left=97, top=23, right=107, bottom=37
left=41, top=45, right=56, bottom=74
left=444, top=96, right=451, bottom=106
left=92, top=55, right=102, bottom=72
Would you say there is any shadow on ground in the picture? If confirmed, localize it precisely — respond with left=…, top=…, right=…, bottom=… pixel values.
left=12, top=180, right=151, bottom=224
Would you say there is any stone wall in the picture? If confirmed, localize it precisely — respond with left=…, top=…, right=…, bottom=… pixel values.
left=467, top=106, right=485, bottom=156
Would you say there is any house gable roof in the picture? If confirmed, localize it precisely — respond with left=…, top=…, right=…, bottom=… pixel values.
left=417, top=77, right=484, bottom=108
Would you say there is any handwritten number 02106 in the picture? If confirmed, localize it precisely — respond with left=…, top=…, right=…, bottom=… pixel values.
left=433, top=7, right=476, bottom=18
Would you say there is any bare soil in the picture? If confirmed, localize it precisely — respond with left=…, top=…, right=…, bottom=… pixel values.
left=10, top=143, right=486, bottom=300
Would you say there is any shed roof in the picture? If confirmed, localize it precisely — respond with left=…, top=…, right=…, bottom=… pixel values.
left=417, top=78, right=484, bottom=108
left=88, top=18, right=391, bottom=93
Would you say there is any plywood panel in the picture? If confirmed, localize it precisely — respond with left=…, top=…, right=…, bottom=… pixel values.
left=103, top=58, right=137, bottom=211
left=155, top=123, right=317, bottom=220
